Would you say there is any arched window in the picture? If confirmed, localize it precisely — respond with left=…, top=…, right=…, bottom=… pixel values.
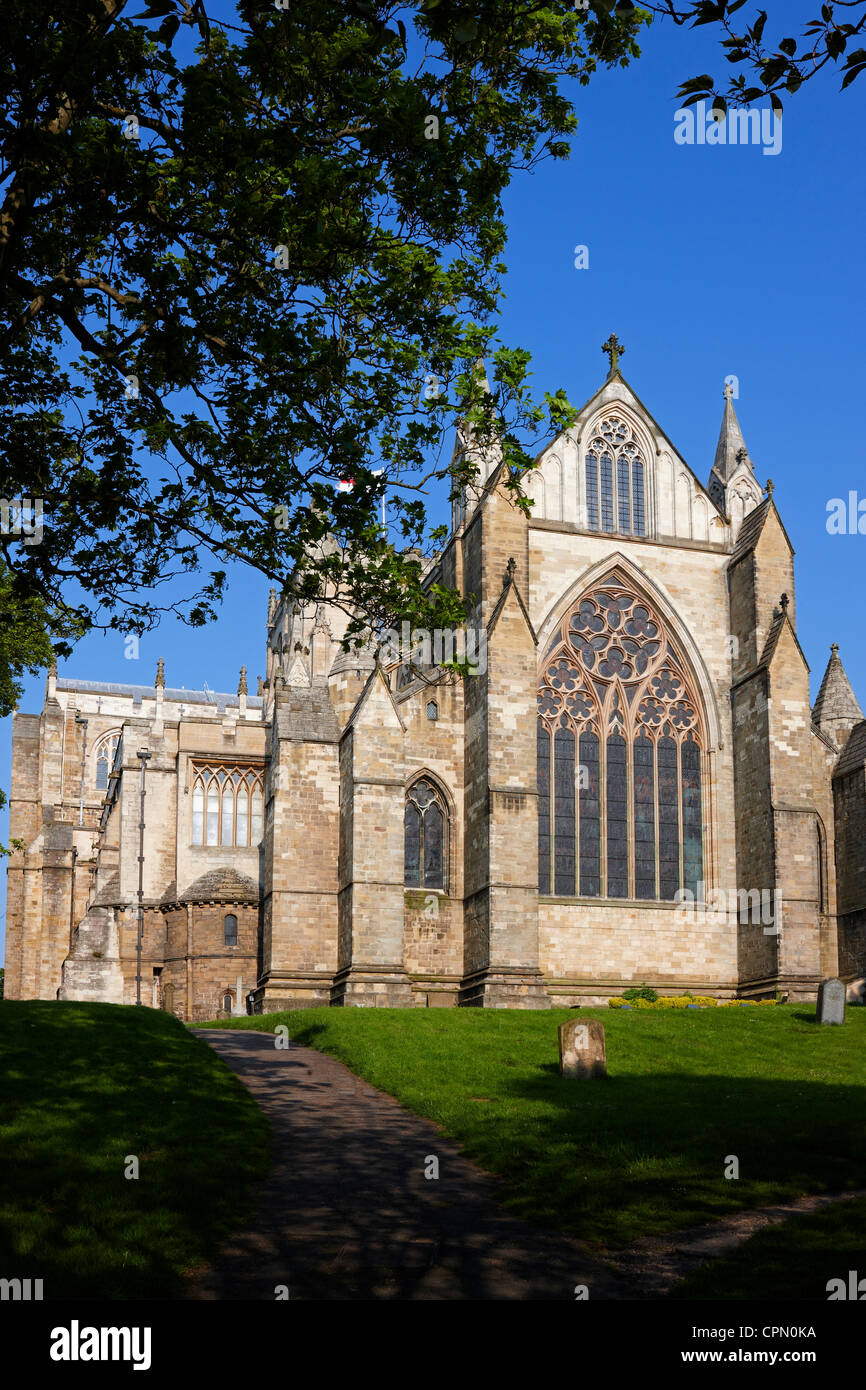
left=585, top=415, right=646, bottom=537
left=222, top=992, right=233, bottom=1013
left=538, top=573, right=704, bottom=901
left=94, top=732, right=121, bottom=791
left=404, top=779, right=448, bottom=890
left=224, top=913, right=238, bottom=946
left=191, top=764, right=265, bottom=846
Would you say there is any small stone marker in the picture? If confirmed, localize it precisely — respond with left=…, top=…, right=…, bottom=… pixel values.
left=817, top=977, right=846, bottom=1025
left=559, top=1018, right=606, bottom=1079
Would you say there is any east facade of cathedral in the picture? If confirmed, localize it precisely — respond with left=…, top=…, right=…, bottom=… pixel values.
left=5, top=349, right=866, bottom=1017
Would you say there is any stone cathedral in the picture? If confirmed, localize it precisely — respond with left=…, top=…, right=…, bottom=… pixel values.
left=6, top=342, right=866, bottom=1017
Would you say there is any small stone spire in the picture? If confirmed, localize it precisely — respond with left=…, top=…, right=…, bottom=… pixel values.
left=267, top=588, right=278, bottom=623
left=155, top=656, right=165, bottom=688
left=765, top=478, right=774, bottom=499
left=813, top=643, right=864, bottom=750
left=712, top=385, right=751, bottom=483
left=238, top=665, right=248, bottom=696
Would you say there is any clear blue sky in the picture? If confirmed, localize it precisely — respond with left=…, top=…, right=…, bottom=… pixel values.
left=3, top=3, right=864, bottom=959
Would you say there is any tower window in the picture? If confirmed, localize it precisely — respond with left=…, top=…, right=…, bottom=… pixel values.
left=426, top=700, right=438, bottom=721
left=224, top=913, right=238, bottom=947
left=585, top=416, right=646, bottom=537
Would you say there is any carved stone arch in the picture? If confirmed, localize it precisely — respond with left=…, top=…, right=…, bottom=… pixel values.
left=404, top=770, right=453, bottom=894
left=527, top=465, right=546, bottom=520
left=676, top=472, right=692, bottom=539
left=694, top=494, right=710, bottom=542
left=536, top=563, right=713, bottom=902
left=545, top=452, right=563, bottom=522
left=535, top=552, right=722, bottom=749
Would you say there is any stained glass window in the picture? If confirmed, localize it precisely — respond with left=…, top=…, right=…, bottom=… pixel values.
left=224, top=913, right=238, bottom=946
left=585, top=416, right=648, bottom=537
left=537, top=721, right=551, bottom=894
left=554, top=726, right=576, bottom=895
left=586, top=457, right=599, bottom=531
left=634, top=731, right=656, bottom=899
left=579, top=730, right=600, bottom=896
left=681, top=735, right=703, bottom=898
left=537, top=569, right=704, bottom=903
left=94, top=732, right=121, bottom=791
left=404, top=779, right=448, bottom=890
left=191, top=764, right=265, bottom=847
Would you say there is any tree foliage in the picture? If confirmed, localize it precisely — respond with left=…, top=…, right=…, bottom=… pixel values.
left=0, top=0, right=646, bottom=653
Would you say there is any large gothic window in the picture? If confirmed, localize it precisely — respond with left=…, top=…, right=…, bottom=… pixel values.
left=94, top=732, right=121, bottom=791
left=191, top=764, right=265, bottom=847
left=537, top=573, right=704, bottom=901
left=404, top=779, right=448, bottom=890
left=585, top=415, right=646, bottom=537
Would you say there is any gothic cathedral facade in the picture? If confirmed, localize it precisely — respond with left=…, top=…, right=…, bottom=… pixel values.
left=5, top=349, right=866, bottom=1015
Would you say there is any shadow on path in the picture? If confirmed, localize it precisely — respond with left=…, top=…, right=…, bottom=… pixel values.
left=186, top=1029, right=619, bottom=1301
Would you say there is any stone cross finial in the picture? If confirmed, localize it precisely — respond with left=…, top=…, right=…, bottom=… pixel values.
left=724, top=380, right=734, bottom=401
left=780, top=593, right=789, bottom=613
left=238, top=665, right=248, bottom=696
left=601, top=333, right=625, bottom=374
left=765, top=478, right=774, bottom=498
left=155, top=657, right=165, bottom=688
left=505, top=556, right=516, bottom=585
left=831, top=643, right=839, bottom=657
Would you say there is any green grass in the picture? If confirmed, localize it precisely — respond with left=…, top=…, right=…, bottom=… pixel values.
left=206, top=1005, right=866, bottom=1249
left=0, top=1001, right=270, bottom=1299
left=669, top=1196, right=866, bottom=1301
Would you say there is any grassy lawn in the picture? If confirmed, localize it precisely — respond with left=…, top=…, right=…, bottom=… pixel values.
left=669, top=1195, right=866, bottom=1300
left=206, top=1004, right=866, bottom=1255
left=0, top=1000, right=269, bottom=1299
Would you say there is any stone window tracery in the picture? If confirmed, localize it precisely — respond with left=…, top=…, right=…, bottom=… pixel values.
left=585, top=415, right=646, bottom=537
left=404, top=778, right=448, bottom=890
left=94, top=731, right=121, bottom=791
left=537, top=575, right=704, bottom=901
left=191, top=763, right=265, bottom=847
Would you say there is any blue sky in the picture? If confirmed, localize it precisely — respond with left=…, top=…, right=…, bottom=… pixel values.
left=3, top=3, right=864, bottom=957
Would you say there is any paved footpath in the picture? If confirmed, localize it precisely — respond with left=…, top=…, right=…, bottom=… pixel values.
left=187, top=1028, right=622, bottom=1301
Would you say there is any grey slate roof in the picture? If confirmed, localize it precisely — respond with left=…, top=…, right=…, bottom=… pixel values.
left=275, top=685, right=340, bottom=742
left=729, top=498, right=771, bottom=564
left=57, top=677, right=263, bottom=711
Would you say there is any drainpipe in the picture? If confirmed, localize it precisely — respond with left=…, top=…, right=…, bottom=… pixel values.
left=68, top=846, right=78, bottom=950
left=75, top=714, right=88, bottom=826
left=135, top=749, right=151, bottom=1006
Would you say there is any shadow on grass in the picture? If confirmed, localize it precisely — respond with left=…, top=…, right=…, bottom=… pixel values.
left=0, top=1001, right=270, bottom=1299
left=476, top=1068, right=866, bottom=1245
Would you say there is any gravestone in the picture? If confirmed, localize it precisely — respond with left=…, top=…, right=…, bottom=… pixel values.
left=559, top=1018, right=606, bottom=1078
left=817, top=977, right=846, bottom=1025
